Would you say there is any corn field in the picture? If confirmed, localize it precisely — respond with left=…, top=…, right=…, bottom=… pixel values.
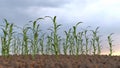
left=0, top=16, right=114, bottom=57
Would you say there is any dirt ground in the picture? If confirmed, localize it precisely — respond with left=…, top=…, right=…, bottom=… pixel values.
left=0, top=55, right=120, bottom=68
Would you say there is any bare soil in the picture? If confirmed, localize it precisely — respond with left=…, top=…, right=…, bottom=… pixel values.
left=0, top=55, right=120, bottom=68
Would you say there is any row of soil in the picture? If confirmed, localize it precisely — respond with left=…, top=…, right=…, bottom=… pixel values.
left=0, top=55, right=120, bottom=68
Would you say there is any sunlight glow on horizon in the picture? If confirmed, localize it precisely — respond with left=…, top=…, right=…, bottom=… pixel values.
left=101, top=51, right=120, bottom=56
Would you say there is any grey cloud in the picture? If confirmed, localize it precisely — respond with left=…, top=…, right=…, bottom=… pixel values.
left=0, top=0, right=71, bottom=22
left=0, top=0, right=71, bottom=25
left=0, top=0, right=71, bottom=8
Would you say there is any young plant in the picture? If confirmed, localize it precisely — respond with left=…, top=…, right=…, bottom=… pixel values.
left=108, top=33, right=114, bottom=56
left=12, top=36, right=20, bottom=55
left=20, top=25, right=30, bottom=56
left=69, top=36, right=75, bottom=55
left=84, top=30, right=89, bottom=54
left=0, top=17, right=115, bottom=57
left=96, top=36, right=101, bottom=55
left=91, top=27, right=101, bottom=55
left=39, top=34, right=45, bottom=55
left=45, top=16, right=62, bottom=55
left=77, top=32, right=84, bottom=54
left=29, top=18, right=43, bottom=58
left=63, top=29, right=71, bottom=55
left=1, top=19, right=14, bottom=57
left=72, top=22, right=82, bottom=55
left=91, top=38, right=96, bottom=55
left=46, top=34, right=53, bottom=55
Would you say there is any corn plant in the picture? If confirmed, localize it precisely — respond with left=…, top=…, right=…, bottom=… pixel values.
left=45, top=16, right=62, bottom=55
left=39, top=34, right=45, bottom=55
left=90, top=38, right=96, bottom=55
left=46, top=34, right=53, bottom=55
left=29, top=18, right=44, bottom=58
left=21, top=25, right=30, bottom=55
left=63, top=29, right=71, bottom=55
left=84, top=30, right=89, bottom=54
left=0, top=19, right=14, bottom=57
left=69, top=36, right=75, bottom=55
left=77, top=32, right=84, bottom=54
left=72, top=22, right=82, bottom=55
left=96, top=36, right=101, bottom=55
left=108, top=33, right=114, bottom=56
left=0, top=16, right=115, bottom=57
left=12, top=36, right=20, bottom=55
left=91, top=27, right=101, bottom=55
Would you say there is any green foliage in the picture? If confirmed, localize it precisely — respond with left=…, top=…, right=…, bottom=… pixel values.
left=108, top=33, right=114, bottom=56
left=0, top=16, right=114, bottom=57
left=91, top=27, right=101, bottom=55
left=0, top=19, right=14, bottom=57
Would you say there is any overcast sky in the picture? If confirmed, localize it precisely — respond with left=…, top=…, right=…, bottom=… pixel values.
left=0, top=0, right=120, bottom=55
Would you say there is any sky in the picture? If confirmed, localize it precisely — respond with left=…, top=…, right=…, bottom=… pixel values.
left=0, top=0, right=120, bottom=55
